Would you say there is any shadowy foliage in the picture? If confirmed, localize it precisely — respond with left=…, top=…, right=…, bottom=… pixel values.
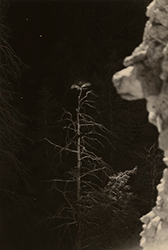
left=0, top=2, right=35, bottom=248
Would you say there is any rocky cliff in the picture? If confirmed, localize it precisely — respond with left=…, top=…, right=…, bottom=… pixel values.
left=112, top=1, right=168, bottom=249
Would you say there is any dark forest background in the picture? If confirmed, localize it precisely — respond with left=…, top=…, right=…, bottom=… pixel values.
left=0, top=0, right=165, bottom=249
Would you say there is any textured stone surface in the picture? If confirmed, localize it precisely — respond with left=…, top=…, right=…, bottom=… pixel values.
left=113, top=66, right=144, bottom=100
left=112, top=0, right=168, bottom=161
left=112, top=0, right=168, bottom=249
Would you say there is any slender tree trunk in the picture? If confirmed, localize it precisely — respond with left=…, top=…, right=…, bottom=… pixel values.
left=76, top=89, right=82, bottom=250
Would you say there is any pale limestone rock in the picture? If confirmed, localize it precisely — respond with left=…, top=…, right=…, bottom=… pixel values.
left=112, top=66, right=144, bottom=100
left=146, top=95, right=164, bottom=130
left=112, top=0, right=168, bottom=249
left=146, top=1, right=155, bottom=19
left=155, top=0, right=168, bottom=13
left=147, top=1, right=168, bottom=27
left=141, top=69, right=162, bottom=97
left=146, top=95, right=158, bottom=113
left=156, top=195, right=162, bottom=204
left=157, top=93, right=168, bottom=130
left=133, top=63, right=162, bottom=97
left=143, top=21, right=153, bottom=43
left=153, top=207, right=167, bottom=221
left=140, top=168, right=168, bottom=249
left=148, top=111, right=157, bottom=127
left=146, top=41, right=164, bottom=69
left=146, top=222, right=157, bottom=237
left=146, top=90, right=168, bottom=132
left=148, top=24, right=168, bottom=43
left=156, top=221, right=168, bottom=240
left=141, top=211, right=156, bottom=225
left=140, top=236, right=146, bottom=248
left=159, top=129, right=168, bottom=152
left=151, top=216, right=160, bottom=227
left=143, top=20, right=168, bottom=45
left=161, top=44, right=168, bottom=80
left=164, top=150, right=168, bottom=164
left=124, top=43, right=148, bottom=67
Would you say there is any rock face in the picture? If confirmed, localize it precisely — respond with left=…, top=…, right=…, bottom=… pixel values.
left=112, top=1, right=168, bottom=249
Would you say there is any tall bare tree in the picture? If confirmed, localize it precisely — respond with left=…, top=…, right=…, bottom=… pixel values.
left=43, top=81, right=138, bottom=250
